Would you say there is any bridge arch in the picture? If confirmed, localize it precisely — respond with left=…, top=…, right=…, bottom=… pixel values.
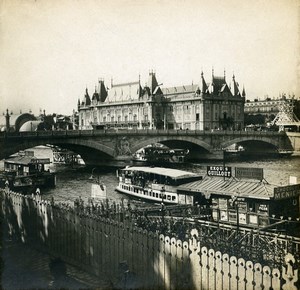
left=57, top=139, right=115, bottom=157
left=131, top=136, right=212, bottom=153
left=221, top=136, right=280, bottom=150
left=1, top=138, right=115, bottom=161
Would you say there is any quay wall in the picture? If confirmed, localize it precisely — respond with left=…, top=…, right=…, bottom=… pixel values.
left=1, top=189, right=299, bottom=290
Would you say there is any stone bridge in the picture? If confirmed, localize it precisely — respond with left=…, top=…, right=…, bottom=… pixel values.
left=0, top=130, right=299, bottom=165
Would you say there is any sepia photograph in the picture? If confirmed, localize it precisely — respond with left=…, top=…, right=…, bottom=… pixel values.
left=0, top=0, right=299, bottom=289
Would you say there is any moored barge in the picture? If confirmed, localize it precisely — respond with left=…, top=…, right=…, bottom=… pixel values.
left=178, top=166, right=300, bottom=230
left=0, top=150, right=56, bottom=192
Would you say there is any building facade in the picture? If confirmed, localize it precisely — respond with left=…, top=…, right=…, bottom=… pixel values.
left=77, top=71, right=245, bottom=131
left=244, top=95, right=300, bottom=126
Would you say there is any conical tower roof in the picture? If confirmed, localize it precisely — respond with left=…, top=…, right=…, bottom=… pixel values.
left=98, top=79, right=108, bottom=102
left=242, top=85, right=246, bottom=97
left=199, top=71, right=208, bottom=94
left=83, top=88, right=91, bottom=106
left=231, top=74, right=240, bottom=96
left=148, top=71, right=159, bottom=94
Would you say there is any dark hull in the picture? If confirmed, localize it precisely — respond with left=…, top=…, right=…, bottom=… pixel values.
left=0, top=173, right=56, bottom=193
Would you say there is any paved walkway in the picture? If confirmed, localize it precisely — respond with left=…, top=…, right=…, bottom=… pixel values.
left=1, top=240, right=111, bottom=290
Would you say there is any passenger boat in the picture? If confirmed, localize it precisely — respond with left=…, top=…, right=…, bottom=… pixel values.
left=132, top=144, right=189, bottom=164
left=277, top=149, right=294, bottom=157
left=116, top=166, right=202, bottom=204
left=52, top=146, right=85, bottom=166
left=0, top=150, right=56, bottom=192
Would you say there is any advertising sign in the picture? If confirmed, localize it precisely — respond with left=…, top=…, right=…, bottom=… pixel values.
left=220, top=210, right=228, bottom=221
left=218, top=198, right=228, bottom=209
left=238, top=213, right=247, bottom=224
left=235, top=167, right=263, bottom=180
left=30, top=158, right=50, bottom=164
left=274, top=184, right=300, bottom=200
left=249, top=214, right=258, bottom=225
left=207, top=166, right=232, bottom=178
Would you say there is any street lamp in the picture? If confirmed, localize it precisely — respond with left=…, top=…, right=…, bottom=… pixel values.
left=161, top=186, right=166, bottom=229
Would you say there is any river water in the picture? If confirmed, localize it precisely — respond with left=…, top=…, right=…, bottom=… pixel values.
left=1, top=146, right=300, bottom=205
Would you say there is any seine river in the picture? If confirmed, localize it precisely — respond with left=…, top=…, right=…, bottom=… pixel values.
left=2, top=146, right=300, bottom=205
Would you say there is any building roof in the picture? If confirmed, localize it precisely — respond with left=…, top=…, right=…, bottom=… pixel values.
left=162, top=84, right=198, bottom=96
left=147, top=72, right=157, bottom=93
left=198, top=72, right=208, bottom=94
left=106, top=81, right=142, bottom=102
left=19, top=120, right=42, bottom=132
left=230, top=75, right=241, bottom=96
left=209, top=75, right=233, bottom=96
left=98, top=80, right=108, bottom=102
left=82, top=88, right=91, bottom=106
left=178, top=176, right=277, bottom=200
left=5, top=155, right=50, bottom=165
left=92, top=89, right=100, bottom=102
left=122, top=166, right=200, bottom=179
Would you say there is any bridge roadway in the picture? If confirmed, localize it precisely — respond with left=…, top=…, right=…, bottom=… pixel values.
left=0, top=129, right=299, bottom=164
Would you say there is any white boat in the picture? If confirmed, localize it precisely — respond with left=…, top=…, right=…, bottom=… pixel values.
left=132, top=144, right=189, bottom=164
left=116, top=166, right=202, bottom=204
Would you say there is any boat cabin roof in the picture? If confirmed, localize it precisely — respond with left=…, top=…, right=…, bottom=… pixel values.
left=121, top=166, right=200, bottom=179
left=178, top=176, right=279, bottom=200
left=5, top=155, right=50, bottom=166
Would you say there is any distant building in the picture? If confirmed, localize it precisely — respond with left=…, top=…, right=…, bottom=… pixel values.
left=0, top=110, right=36, bottom=132
left=244, top=95, right=300, bottom=126
left=19, top=120, right=43, bottom=132
left=77, top=71, right=245, bottom=131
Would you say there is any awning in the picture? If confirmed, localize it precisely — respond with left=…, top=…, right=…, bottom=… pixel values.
left=178, top=176, right=277, bottom=200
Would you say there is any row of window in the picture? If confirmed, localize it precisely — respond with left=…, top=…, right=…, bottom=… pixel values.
left=102, top=115, right=139, bottom=122
left=120, top=184, right=176, bottom=201
left=245, top=107, right=278, bottom=112
left=246, top=100, right=291, bottom=106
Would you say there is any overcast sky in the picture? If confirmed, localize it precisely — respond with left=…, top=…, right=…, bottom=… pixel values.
left=0, top=0, right=299, bottom=115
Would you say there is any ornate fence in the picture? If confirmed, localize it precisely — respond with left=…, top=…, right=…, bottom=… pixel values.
left=1, top=189, right=298, bottom=289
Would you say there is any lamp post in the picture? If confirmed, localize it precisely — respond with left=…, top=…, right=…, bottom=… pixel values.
left=222, top=148, right=227, bottom=181
left=161, top=186, right=166, bottom=231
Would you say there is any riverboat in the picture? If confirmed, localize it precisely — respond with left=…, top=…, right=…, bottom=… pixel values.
left=0, top=150, right=56, bottom=192
left=277, top=149, right=294, bottom=157
left=52, top=146, right=85, bottom=166
left=132, top=144, right=189, bottom=164
left=116, top=166, right=202, bottom=204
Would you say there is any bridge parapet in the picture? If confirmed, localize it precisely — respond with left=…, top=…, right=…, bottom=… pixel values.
left=0, top=129, right=287, bottom=139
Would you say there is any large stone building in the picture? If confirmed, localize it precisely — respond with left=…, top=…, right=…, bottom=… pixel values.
left=77, top=71, right=245, bottom=131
